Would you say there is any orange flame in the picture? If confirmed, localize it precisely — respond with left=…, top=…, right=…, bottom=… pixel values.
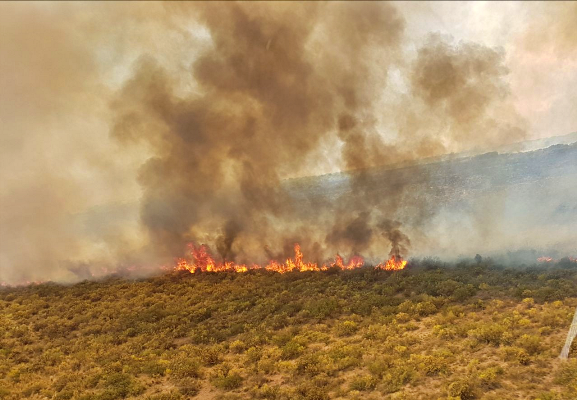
left=537, top=256, right=577, bottom=263
left=376, top=255, right=408, bottom=271
left=174, top=242, right=407, bottom=274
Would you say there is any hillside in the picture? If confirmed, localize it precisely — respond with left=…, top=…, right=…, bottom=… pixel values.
left=2, top=260, right=577, bottom=400
left=286, top=142, right=577, bottom=260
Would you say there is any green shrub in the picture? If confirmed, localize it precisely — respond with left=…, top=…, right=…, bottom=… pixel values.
left=516, top=334, right=541, bottom=355
left=469, top=323, right=505, bottom=346
left=229, top=340, right=246, bottom=354
left=211, top=364, right=243, bottom=390
left=416, top=301, right=437, bottom=316
left=447, top=377, right=478, bottom=400
left=349, top=375, right=377, bottom=391
left=295, top=383, right=329, bottom=400
left=336, top=321, right=358, bottom=336
left=281, top=340, right=304, bottom=360
left=170, top=358, right=202, bottom=378
left=212, top=372, right=243, bottom=390
left=381, top=364, right=416, bottom=393
left=253, top=384, right=280, bottom=399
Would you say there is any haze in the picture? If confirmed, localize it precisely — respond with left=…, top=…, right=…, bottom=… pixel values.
left=1, top=2, right=576, bottom=284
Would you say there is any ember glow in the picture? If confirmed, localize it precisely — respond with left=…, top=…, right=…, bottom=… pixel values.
left=537, top=256, right=577, bottom=263
left=174, top=243, right=406, bottom=274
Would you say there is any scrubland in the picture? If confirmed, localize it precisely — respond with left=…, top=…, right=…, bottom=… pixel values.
left=1, top=259, right=577, bottom=400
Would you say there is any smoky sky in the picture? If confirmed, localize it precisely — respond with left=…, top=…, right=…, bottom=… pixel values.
left=1, top=2, right=576, bottom=284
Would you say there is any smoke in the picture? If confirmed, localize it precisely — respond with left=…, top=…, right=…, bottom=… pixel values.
left=110, top=2, right=414, bottom=264
left=1, top=2, right=574, bottom=284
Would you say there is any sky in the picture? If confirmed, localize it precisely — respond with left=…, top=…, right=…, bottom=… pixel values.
left=0, top=2, right=576, bottom=284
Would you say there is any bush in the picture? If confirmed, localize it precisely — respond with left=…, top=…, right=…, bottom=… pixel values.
left=381, top=364, right=416, bottom=393
left=211, top=365, right=243, bottom=391
left=253, top=384, right=280, bottom=399
left=296, top=354, right=323, bottom=376
left=336, top=321, right=358, bottom=336
left=516, top=334, right=541, bottom=355
left=229, top=340, right=246, bottom=354
left=176, top=377, right=201, bottom=396
left=478, top=366, right=503, bottom=389
left=145, top=392, right=183, bottom=400
left=416, top=301, right=437, bottom=316
left=447, top=377, right=478, bottom=399
left=469, top=323, right=505, bottom=346
left=281, top=340, right=304, bottom=360
left=295, top=383, right=329, bottom=400
left=212, top=372, right=243, bottom=390
left=349, top=375, right=377, bottom=391
left=170, top=358, right=202, bottom=378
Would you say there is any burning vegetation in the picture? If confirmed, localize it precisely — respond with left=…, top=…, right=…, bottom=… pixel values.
left=174, top=242, right=406, bottom=274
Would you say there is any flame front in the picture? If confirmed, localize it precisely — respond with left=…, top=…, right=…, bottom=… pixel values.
left=175, top=243, right=407, bottom=274
left=376, top=255, right=408, bottom=271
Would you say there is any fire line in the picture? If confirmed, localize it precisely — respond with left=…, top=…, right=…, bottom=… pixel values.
left=174, top=243, right=407, bottom=274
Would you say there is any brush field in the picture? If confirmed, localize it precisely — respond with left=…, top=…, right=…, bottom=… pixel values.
left=1, top=260, right=577, bottom=400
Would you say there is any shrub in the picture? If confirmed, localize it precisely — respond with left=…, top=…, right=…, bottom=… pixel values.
left=336, top=321, right=358, bottom=336
left=349, top=375, right=377, bottom=391
left=211, top=365, right=243, bottom=390
left=144, top=392, right=183, bottom=400
left=447, top=377, right=478, bottom=400
left=281, top=340, right=304, bottom=360
left=413, top=354, right=449, bottom=376
left=516, top=334, right=541, bottom=355
left=367, top=357, right=393, bottom=378
left=199, top=345, right=222, bottom=366
left=381, top=364, right=416, bottom=393
left=395, top=312, right=411, bottom=323
left=469, top=323, right=505, bottom=346
left=177, top=378, right=202, bottom=396
left=416, top=301, right=437, bottom=316
left=229, top=340, right=246, bottom=354
left=169, top=358, right=202, bottom=378
left=253, top=384, right=280, bottom=399
left=102, top=372, right=144, bottom=398
left=212, top=372, right=243, bottom=390
left=295, top=383, right=329, bottom=400
left=296, top=354, right=323, bottom=376
left=478, top=366, right=503, bottom=389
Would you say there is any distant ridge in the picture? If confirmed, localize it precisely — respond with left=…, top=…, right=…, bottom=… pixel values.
left=286, top=131, right=577, bottom=183
left=494, top=131, right=577, bottom=154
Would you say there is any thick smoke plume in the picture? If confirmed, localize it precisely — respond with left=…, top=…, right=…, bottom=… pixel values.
left=1, top=2, right=575, bottom=284
left=111, top=2, right=412, bottom=264
left=109, top=2, right=527, bottom=267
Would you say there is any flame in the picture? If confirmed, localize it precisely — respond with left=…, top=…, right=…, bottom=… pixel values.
left=174, top=242, right=407, bottom=274
left=330, top=254, right=364, bottom=270
left=537, top=256, right=577, bottom=263
left=376, top=255, right=408, bottom=271
left=175, top=243, right=255, bottom=273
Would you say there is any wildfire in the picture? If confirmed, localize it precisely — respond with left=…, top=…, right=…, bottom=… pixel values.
left=376, top=255, right=408, bottom=271
left=537, top=256, right=577, bottom=263
left=174, top=243, right=407, bottom=274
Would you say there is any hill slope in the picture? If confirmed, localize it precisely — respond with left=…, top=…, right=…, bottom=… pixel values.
left=1, top=261, right=577, bottom=399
